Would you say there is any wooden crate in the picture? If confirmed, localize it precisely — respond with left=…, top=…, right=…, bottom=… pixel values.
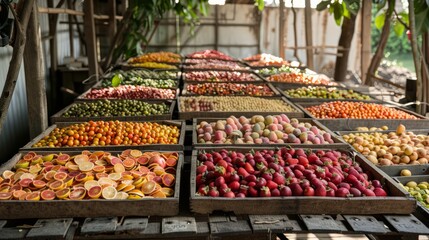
left=192, top=118, right=348, bottom=148
left=21, top=120, right=186, bottom=151
left=296, top=102, right=429, bottom=131
left=394, top=175, right=429, bottom=219
left=190, top=147, right=416, bottom=215
left=276, top=85, right=381, bottom=103
left=0, top=150, right=184, bottom=219
left=50, top=100, right=176, bottom=123
left=181, top=70, right=264, bottom=83
left=178, top=96, right=304, bottom=120
left=181, top=83, right=280, bottom=97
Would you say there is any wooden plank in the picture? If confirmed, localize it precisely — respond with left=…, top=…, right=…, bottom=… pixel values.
left=80, top=217, right=118, bottom=235
left=116, top=218, right=148, bottom=233
left=141, top=222, right=161, bottom=235
left=344, top=215, right=388, bottom=234
left=65, top=221, right=79, bottom=240
left=210, top=220, right=252, bottom=236
left=83, top=0, right=98, bottom=79
left=384, top=215, right=429, bottom=234
left=0, top=228, right=28, bottom=239
left=26, top=218, right=73, bottom=238
left=300, top=215, right=342, bottom=232
left=249, top=215, right=293, bottom=233
left=23, top=1, right=48, bottom=139
left=162, top=217, right=197, bottom=234
left=304, top=0, right=314, bottom=69
left=196, top=222, right=210, bottom=235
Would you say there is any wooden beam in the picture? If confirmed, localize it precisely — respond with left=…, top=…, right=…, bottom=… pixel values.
left=361, top=0, right=372, bottom=84
left=304, top=0, right=313, bottom=69
left=83, top=0, right=99, bottom=78
left=368, top=74, right=406, bottom=90
left=108, top=0, right=117, bottom=45
left=38, top=6, right=83, bottom=16
left=23, top=2, right=48, bottom=138
left=0, top=0, right=35, bottom=135
left=279, top=0, right=285, bottom=58
left=214, top=5, right=219, bottom=51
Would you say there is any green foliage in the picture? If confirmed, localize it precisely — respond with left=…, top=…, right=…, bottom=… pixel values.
left=316, top=0, right=361, bottom=26
left=414, top=0, right=429, bottom=35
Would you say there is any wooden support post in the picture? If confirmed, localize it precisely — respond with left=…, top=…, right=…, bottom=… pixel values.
left=0, top=0, right=35, bottom=135
left=409, top=0, right=423, bottom=114
left=304, top=0, right=314, bottom=69
left=214, top=5, right=219, bottom=51
left=83, top=0, right=99, bottom=79
left=24, top=1, right=48, bottom=138
left=422, top=33, right=429, bottom=115
left=279, top=0, right=285, bottom=59
left=361, top=0, right=371, bottom=84
left=67, top=0, right=74, bottom=58
left=108, top=0, right=117, bottom=45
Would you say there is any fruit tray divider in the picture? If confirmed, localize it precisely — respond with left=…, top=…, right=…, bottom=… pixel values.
left=276, top=85, right=382, bottom=103
left=189, top=146, right=416, bottom=215
left=0, top=150, right=184, bottom=219
left=75, top=87, right=180, bottom=102
left=177, top=96, right=305, bottom=120
left=393, top=175, right=429, bottom=219
left=191, top=117, right=349, bottom=147
left=294, top=102, right=429, bottom=131
left=20, top=120, right=186, bottom=151
left=181, top=71, right=265, bottom=84
left=50, top=99, right=176, bottom=123
left=181, top=82, right=281, bottom=97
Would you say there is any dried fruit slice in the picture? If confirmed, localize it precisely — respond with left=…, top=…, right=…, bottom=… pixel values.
left=164, top=167, right=177, bottom=175
left=31, top=157, right=43, bottom=165
left=56, top=154, right=70, bottom=165
left=113, top=163, right=125, bottom=173
left=54, top=172, right=67, bottom=181
left=78, top=161, right=94, bottom=172
left=153, top=166, right=166, bottom=176
left=0, top=192, right=12, bottom=200
left=110, top=157, right=123, bottom=165
left=65, top=162, right=79, bottom=171
left=165, top=157, right=178, bottom=167
left=19, top=178, right=33, bottom=188
left=160, top=187, right=174, bottom=197
left=42, top=154, right=56, bottom=162
left=141, top=180, right=156, bottom=195
left=64, top=177, right=74, bottom=187
left=127, top=194, right=142, bottom=199
left=94, top=159, right=108, bottom=166
left=10, top=184, right=22, bottom=191
left=151, top=190, right=166, bottom=198
left=73, top=154, right=89, bottom=165
left=130, top=150, right=143, bottom=158
left=116, top=183, right=128, bottom=191
left=115, top=191, right=129, bottom=200
left=108, top=173, right=121, bottom=181
left=23, top=152, right=36, bottom=161
left=95, top=172, right=108, bottom=180
left=68, top=171, right=80, bottom=178
left=15, top=160, right=30, bottom=169
left=25, top=191, right=40, bottom=201
left=102, top=186, right=117, bottom=199
left=20, top=173, right=35, bottom=180
left=84, top=180, right=100, bottom=190
left=12, top=190, right=26, bottom=199
left=138, top=166, right=150, bottom=174
left=55, top=188, right=70, bottom=199
left=121, top=172, right=133, bottom=180
left=81, top=150, right=91, bottom=156
left=123, top=185, right=135, bottom=192
left=2, top=170, right=14, bottom=179
left=98, top=177, right=117, bottom=188
left=137, top=156, right=149, bottom=165
left=130, top=170, right=142, bottom=178
left=75, top=173, right=89, bottom=182
left=31, top=180, right=47, bottom=189
left=121, top=149, right=132, bottom=157
left=41, top=189, right=56, bottom=200
left=69, top=187, right=86, bottom=200
left=49, top=180, right=65, bottom=191
left=88, top=186, right=102, bottom=199
left=44, top=170, right=56, bottom=181
left=161, top=173, right=175, bottom=187
left=123, top=158, right=136, bottom=170
left=92, top=165, right=106, bottom=173
left=13, top=172, right=24, bottom=182
left=128, top=189, right=144, bottom=197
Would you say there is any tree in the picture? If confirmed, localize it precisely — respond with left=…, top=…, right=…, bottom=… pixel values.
left=316, top=0, right=361, bottom=82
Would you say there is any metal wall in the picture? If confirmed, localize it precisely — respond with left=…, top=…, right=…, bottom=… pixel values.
left=0, top=0, right=81, bottom=163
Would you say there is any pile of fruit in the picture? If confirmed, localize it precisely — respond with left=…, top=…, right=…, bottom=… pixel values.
left=195, top=148, right=388, bottom=198
left=184, top=71, right=259, bottom=82
left=306, top=101, right=419, bottom=119
left=186, top=49, right=234, bottom=61
left=342, top=124, right=429, bottom=165
left=0, top=150, right=178, bottom=200
left=195, top=115, right=335, bottom=144
left=180, top=96, right=297, bottom=112
left=267, top=72, right=336, bottom=86
left=126, top=62, right=177, bottom=69
left=101, top=77, right=177, bottom=88
left=61, top=100, right=170, bottom=118
left=183, top=59, right=247, bottom=71
left=400, top=180, right=429, bottom=208
left=83, top=86, right=176, bottom=100
left=185, top=83, right=275, bottom=96
left=243, top=53, right=289, bottom=67
left=285, top=86, right=372, bottom=100
left=104, top=69, right=178, bottom=80
left=32, top=120, right=180, bottom=147
left=257, top=66, right=302, bottom=76
left=127, top=52, right=181, bottom=64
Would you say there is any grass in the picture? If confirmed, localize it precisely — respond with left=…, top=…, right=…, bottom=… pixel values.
left=385, top=52, right=416, bottom=73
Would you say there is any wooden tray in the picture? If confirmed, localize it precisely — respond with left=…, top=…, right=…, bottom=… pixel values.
left=296, top=102, right=429, bottom=131
left=394, top=175, right=429, bottom=218
left=76, top=87, right=179, bottom=101
left=190, top=147, right=416, bottom=215
left=181, top=83, right=280, bottom=97
left=276, top=85, right=381, bottom=103
left=21, top=120, right=186, bottom=151
left=101, top=68, right=182, bottom=81
left=177, top=96, right=304, bottom=120
left=182, top=70, right=264, bottom=83
left=0, top=150, right=183, bottom=219
left=50, top=100, right=176, bottom=123
left=192, top=118, right=348, bottom=148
